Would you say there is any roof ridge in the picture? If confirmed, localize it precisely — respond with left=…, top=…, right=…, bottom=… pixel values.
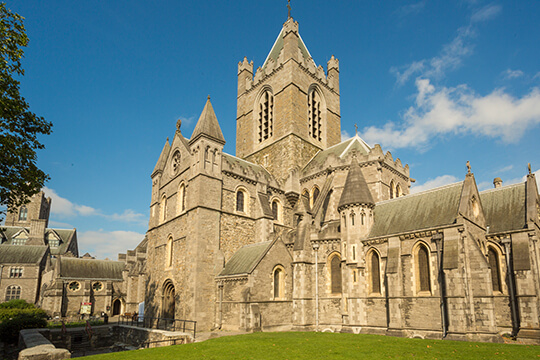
left=339, top=135, right=371, bottom=158
left=378, top=181, right=464, bottom=205
left=480, top=182, right=524, bottom=194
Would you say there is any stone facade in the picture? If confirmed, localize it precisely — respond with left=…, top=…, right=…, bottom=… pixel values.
left=143, top=16, right=540, bottom=343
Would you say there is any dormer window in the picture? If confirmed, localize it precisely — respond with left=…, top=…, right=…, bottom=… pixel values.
left=257, top=90, right=273, bottom=143
left=46, top=233, right=60, bottom=248
left=308, top=89, right=322, bottom=141
left=12, top=232, right=28, bottom=246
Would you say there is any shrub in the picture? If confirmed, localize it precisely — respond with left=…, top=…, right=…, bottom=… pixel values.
left=0, top=300, right=48, bottom=344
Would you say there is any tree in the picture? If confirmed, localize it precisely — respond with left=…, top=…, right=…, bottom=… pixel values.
left=0, top=3, right=52, bottom=222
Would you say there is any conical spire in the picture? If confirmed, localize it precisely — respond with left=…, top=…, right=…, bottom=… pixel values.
left=190, top=96, right=225, bottom=145
left=338, top=158, right=374, bottom=210
left=152, top=138, right=170, bottom=176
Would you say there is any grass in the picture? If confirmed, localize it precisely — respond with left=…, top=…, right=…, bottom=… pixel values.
left=84, top=332, right=539, bottom=360
left=47, top=320, right=104, bottom=328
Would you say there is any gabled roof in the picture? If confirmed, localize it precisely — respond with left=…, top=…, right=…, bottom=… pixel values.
left=152, top=138, right=170, bottom=176
left=0, top=245, right=48, bottom=264
left=190, top=97, right=225, bottom=145
left=480, top=183, right=527, bottom=234
left=262, top=25, right=315, bottom=71
left=338, top=159, right=374, bottom=210
left=303, top=136, right=371, bottom=174
left=369, top=182, right=463, bottom=238
left=59, top=257, right=124, bottom=280
left=0, top=226, right=76, bottom=256
left=222, top=153, right=273, bottom=179
left=218, top=241, right=272, bottom=276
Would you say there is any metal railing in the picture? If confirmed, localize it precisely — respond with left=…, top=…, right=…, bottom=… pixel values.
left=117, top=315, right=196, bottom=340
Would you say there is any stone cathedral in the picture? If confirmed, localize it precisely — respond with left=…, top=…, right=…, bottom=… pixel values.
left=144, top=17, right=540, bottom=343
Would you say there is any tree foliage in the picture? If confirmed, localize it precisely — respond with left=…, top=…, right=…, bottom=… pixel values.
left=0, top=300, right=48, bottom=344
left=0, top=3, right=52, bottom=221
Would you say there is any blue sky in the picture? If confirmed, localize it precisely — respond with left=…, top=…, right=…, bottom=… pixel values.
left=4, top=1, right=539, bottom=259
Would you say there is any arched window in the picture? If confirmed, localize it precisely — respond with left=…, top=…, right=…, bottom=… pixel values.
left=361, top=212, right=366, bottom=226
left=416, top=244, right=431, bottom=293
left=390, top=180, right=395, bottom=199
left=178, top=183, right=186, bottom=214
left=273, top=266, right=285, bottom=299
left=308, top=89, right=322, bottom=141
left=330, top=255, right=342, bottom=294
left=204, top=146, right=210, bottom=169
left=272, top=200, right=280, bottom=221
left=488, top=247, right=502, bottom=293
left=342, top=214, right=347, bottom=228
left=370, top=251, right=381, bottom=294
left=258, top=90, right=274, bottom=143
left=236, top=189, right=246, bottom=213
left=167, top=236, right=173, bottom=267
left=160, top=194, right=167, bottom=223
left=5, top=285, right=21, bottom=301
left=312, top=187, right=320, bottom=206
left=18, top=206, right=28, bottom=221
left=396, top=184, right=402, bottom=198
left=350, top=212, right=355, bottom=226
left=162, top=280, right=175, bottom=319
left=302, top=190, right=310, bottom=210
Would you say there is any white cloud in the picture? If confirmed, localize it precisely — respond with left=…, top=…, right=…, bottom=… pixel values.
left=110, top=209, right=147, bottom=226
left=341, top=130, right=352, bottom=141
left=48, top=220, right=74, bottom=228
left=496, top=165, right=513, bottom=173
left=411, top=175, right=459, bottom=193
left=361, top=79, right=540, bottom=149
left=503, top=69, right=524, bottom=80
left=394, top=1, right=426, bottom=18
left=43, top=187, right=98, bottom=217
left=470, top=4, right=502, bottom=23
left=78, top=230, right=145, bottom=260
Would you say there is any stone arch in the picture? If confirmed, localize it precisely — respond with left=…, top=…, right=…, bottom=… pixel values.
left=112, top=298, right=123, bottom=316
left=390, top=180, right=395, bottom=199
left=307, top=84, right=327, bottom=143
left=366, top=248, right=381, bottom=295
left=177, top=182, right=186, bottom=214
left=487, top=243, right=503, bottom=293
left=235, top=185, right=249, bottom=214
left=160, top=193, right=167, bottom=223
left=328, top=252, right=342, bottom=294
left=272, top=264, right=286, bottom=299
left=162, top=279, right=175, bottom=320
left=413, top=241, right=432, bottom=294
left=271, top=197, right=282, bottom=223
left=254, top=85, right=274, bottom=143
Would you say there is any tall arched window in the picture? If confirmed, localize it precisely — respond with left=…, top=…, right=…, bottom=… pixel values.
left=18, top=206, right=28, bottom=221
left=370, top=251, right=381, bottom=294
left=160, top=194, right=167, bottom=223
left=396, top=184, right=402, bottom=198
left=5, top=285, right=21, bottom=301
left=258, top=90, right=274, bottom=143
left=330, top=255, right=342, bottom=294
left=350, top=212, right=355, bottom=226
left=308, top=89, right=322, bottom=141
left=178, top=184, right=186, bottom=214
left=312, top=187, right=320, bottom=206
left=272, top=200, right=280, bottom=221
left=390, top=180, right=395, bottom=199
left=302, top=190, right=310, bottom=210
left=167, top=236, right=173, bottom=267
left=361, top=212, right=366, bottom=226
left=488, top=247, right=502, bottom=293
left=236, top=189, right=245, bottom=212
left=204, top=146, right=210, bottom=169
left=416, top=244, right=431, bottom=293
left=273, top=266, right=285, bottom=299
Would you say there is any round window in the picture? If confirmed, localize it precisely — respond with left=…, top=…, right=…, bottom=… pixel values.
left=68, top=281, right=80, bottom=291
left=92, top=282, right=103, bottom=292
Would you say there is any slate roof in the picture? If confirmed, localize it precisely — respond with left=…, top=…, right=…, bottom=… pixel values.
left=218, top=241, right=272, bottom=276
left=59, top=257, right=124, bottom=280
left=369, top=182, right=463, bottom=238
left=0, top=226, right=76, bottom=256
left=0, top=245, right=48, bottom=264
left=480, top=183, right=527, bottom=234
left=222, top=154, right=273, bottom=180
left=190, top=98, right=225, bottom=145
left=303, top=136, right=371, bottom=174
left=338, top=159, right=374, bottom=209
left=262, top=26, right=315, bottom=71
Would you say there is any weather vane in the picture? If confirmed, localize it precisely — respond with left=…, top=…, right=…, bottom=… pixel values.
left=287, top=0, right=291, bottom=19
left=354, top=123, right=358, bottom=136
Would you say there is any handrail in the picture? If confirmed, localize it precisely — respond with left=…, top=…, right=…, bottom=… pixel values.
left=117, top=315, right=196, bottom=340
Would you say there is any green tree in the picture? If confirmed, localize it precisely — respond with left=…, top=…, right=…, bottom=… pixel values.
left=0, top=3, right=52, bottom=221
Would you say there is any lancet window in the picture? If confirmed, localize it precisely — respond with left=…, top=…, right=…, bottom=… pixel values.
left=308, top=89, right=322, bottom=141
left=257, top=90, right=274, bottom=143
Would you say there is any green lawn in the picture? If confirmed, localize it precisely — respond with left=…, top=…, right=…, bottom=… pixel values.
left=85, top=332, right=539, bottom=360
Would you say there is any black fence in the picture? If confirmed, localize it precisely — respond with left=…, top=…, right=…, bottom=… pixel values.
left=117, top=315, right=196, bottom=340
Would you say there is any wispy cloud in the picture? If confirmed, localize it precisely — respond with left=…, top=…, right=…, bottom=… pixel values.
left=411, top=175, right=459, bottom=193
left=394, top=1, right=426, bottom=18
left=391, top=4, right=501, bottom=86
left=341, top=130, right=352, bottom=141
left=502, top=69, right=524, bottom=80
left=361, top=78, right=540, bottom=150
left=78, top=230, right=145, bottom=260
left=496, top=165, right=513, bottom=173
left=43, top=187, right=147, bottom=226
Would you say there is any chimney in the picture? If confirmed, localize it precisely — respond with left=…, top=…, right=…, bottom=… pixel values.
left=493, top=177, right=503, bottom=188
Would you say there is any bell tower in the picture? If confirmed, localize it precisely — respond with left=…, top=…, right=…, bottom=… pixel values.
left=236, top=17, right=341, bottom=184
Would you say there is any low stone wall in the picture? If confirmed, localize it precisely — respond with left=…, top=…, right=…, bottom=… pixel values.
left=114, top=325, right=193, bottom=347
left=18, top=329, right=70, bottom=360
